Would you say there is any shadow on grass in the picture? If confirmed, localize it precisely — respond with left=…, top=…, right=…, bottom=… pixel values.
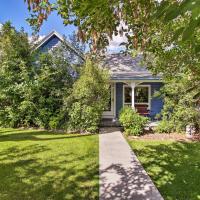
left=0, top=129, right=99, bottom=199
left=0, top=143, right=99, bottom=200
left=131, top=141, right=200, bottom=200
left=0, top=129, right=95, bottom=142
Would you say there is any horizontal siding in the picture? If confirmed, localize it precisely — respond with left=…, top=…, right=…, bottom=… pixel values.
left=142, top=82, right=164, bottom=119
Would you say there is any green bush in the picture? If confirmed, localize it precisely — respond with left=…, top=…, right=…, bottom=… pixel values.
left=67, top=59, right=109, bottom=133
left=156, top=76, right=200, bottom=134
left=68, top=102, right=101, bottom=133
left=119, top=107, right=148, bottom=136
left=155, top=120, right=175, bottom=133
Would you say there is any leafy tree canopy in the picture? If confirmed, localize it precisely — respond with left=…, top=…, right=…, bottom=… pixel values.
left=0, top=22, right=78, bottom=129
left=25, top=0, right=200, bottom=51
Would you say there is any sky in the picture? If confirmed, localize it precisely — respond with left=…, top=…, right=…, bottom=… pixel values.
left=0, top=0, right=76, bottom=36
left=0, top=0, right=127, bottom=52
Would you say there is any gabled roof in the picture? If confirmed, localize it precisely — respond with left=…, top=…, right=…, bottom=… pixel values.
left=102, top=53, right=162, bottom=81
left=35, top=30, right=84, bottom=61
left=35, top=30, right=63, bottom=50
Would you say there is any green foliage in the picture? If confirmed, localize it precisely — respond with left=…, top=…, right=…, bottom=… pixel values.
left=0, top=22, right=33, bottom=127
left=68, top=59, right=109, bottom=132
left=25, top=0, right=158, bottom=52
left=119, top=107, right=148, bottom=136
left=69, top=102, right=101, bottom=133
left=0, top=22, right=76, bottom=129
left=155, top=0, right=200, bottom=43
left=155, top=76, right=200, bottom=133
left=155, top=120, right=175, bottom=134
left=25, top=0, right=200, bottom=53
left=145, top=6, right=200, bottom=133
left=0, top=22, right=110, bottom=131
left=28, top=52, right=74, bottom=129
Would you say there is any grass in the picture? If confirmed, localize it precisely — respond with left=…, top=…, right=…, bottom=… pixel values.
left=128, top=139, right=200, bottom=200
left=0, top=128, right=99, bottom=200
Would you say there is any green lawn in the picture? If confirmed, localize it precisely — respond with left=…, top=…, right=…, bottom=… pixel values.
left=128, top=139, right=200, bottom=200
left=0, top=128, right=99, bottom=200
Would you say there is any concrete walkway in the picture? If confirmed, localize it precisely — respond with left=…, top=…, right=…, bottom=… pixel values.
left=99, top=128, right=163, bottom=200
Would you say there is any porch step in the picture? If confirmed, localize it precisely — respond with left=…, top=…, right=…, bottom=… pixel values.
left=100, top=119, right=121, bottom=127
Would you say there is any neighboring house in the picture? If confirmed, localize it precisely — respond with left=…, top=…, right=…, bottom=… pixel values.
left=35, top=30, right=85, bottom=64
left=37, top=31, right=163, bottom=121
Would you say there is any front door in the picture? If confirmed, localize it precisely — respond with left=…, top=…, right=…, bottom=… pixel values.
left=102, top=84, right=115, bottom=118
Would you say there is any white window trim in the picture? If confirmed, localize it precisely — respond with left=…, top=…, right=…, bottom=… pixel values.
left=123, top=84, right=151, bottom=110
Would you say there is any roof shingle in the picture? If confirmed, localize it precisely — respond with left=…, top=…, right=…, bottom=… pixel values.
left=102, top=53, right=162, bottom=81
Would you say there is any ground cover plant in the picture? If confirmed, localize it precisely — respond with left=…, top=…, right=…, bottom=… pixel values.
left=0, top=128, right=99, bottom=200
left=128, top=139, right=200, bottom=200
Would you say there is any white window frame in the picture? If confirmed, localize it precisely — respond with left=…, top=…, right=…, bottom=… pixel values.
left=123, top=84, right=151, bottom=109
left=102, top=83, right=116, bottom=118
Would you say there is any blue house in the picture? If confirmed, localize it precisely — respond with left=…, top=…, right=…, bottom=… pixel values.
left=101, top=54, right=163, bottom=120
left=37, top=31, right=163, bottom=121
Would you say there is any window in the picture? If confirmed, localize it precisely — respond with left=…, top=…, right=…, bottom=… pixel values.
left=135, top=87, right=149, bottom=104
left=123, top=85, right=150, bottom=107
left=104, top=86, right=112, bottom=111
left=124, top=87, right=132, bottom=106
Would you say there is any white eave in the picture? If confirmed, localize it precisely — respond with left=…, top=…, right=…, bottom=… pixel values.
left=35, top=30, right=64, bottom=50
left=35, top=30, right=85, bottom=61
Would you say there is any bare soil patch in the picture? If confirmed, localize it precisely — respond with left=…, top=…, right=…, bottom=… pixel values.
left=128, top=132, right=200, bottom=142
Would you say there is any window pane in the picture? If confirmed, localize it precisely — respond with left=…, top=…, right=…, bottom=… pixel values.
left=124, top=87, right=132, bottom=103
left=135, top=87, right=148, bottom=103
left=104, top=86, right=111, bottom=111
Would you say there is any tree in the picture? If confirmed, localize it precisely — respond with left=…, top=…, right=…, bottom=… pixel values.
left=0, top=22, right=78, bottom=129
left=145, top=10, right=200, bottom=132
left=67, top=59, right=110, bottom=132
left=25, top=0, right=158, bottom=52
left=25, top=0, right=200, bottom=51
left=155, top=75, right=200, bottom=133
left=28, top=52, right=75, bottom=129
left=154, top=0, right=200, bottom=44
left=0, top=22, right=33, bottom=127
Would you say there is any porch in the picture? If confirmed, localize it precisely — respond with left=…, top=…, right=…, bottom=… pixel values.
left=102, top=81, right=163, bottom=120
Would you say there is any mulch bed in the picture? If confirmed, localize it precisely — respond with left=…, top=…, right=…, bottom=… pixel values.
left=128, top=132, right=200, bottom=142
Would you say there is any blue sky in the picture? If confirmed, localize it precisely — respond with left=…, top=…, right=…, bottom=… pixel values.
left=0, top=0, right=76, bottom=37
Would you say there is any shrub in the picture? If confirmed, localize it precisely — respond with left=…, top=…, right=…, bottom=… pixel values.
left=67, top=59, right=109, bottom=133
left=155, top=120, right=175, bottom=133
left=156, top=76, right=200, bottom=133
left=119, top=107, right=148, bottom=136
left=68, top=102, right=101, bottom=133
